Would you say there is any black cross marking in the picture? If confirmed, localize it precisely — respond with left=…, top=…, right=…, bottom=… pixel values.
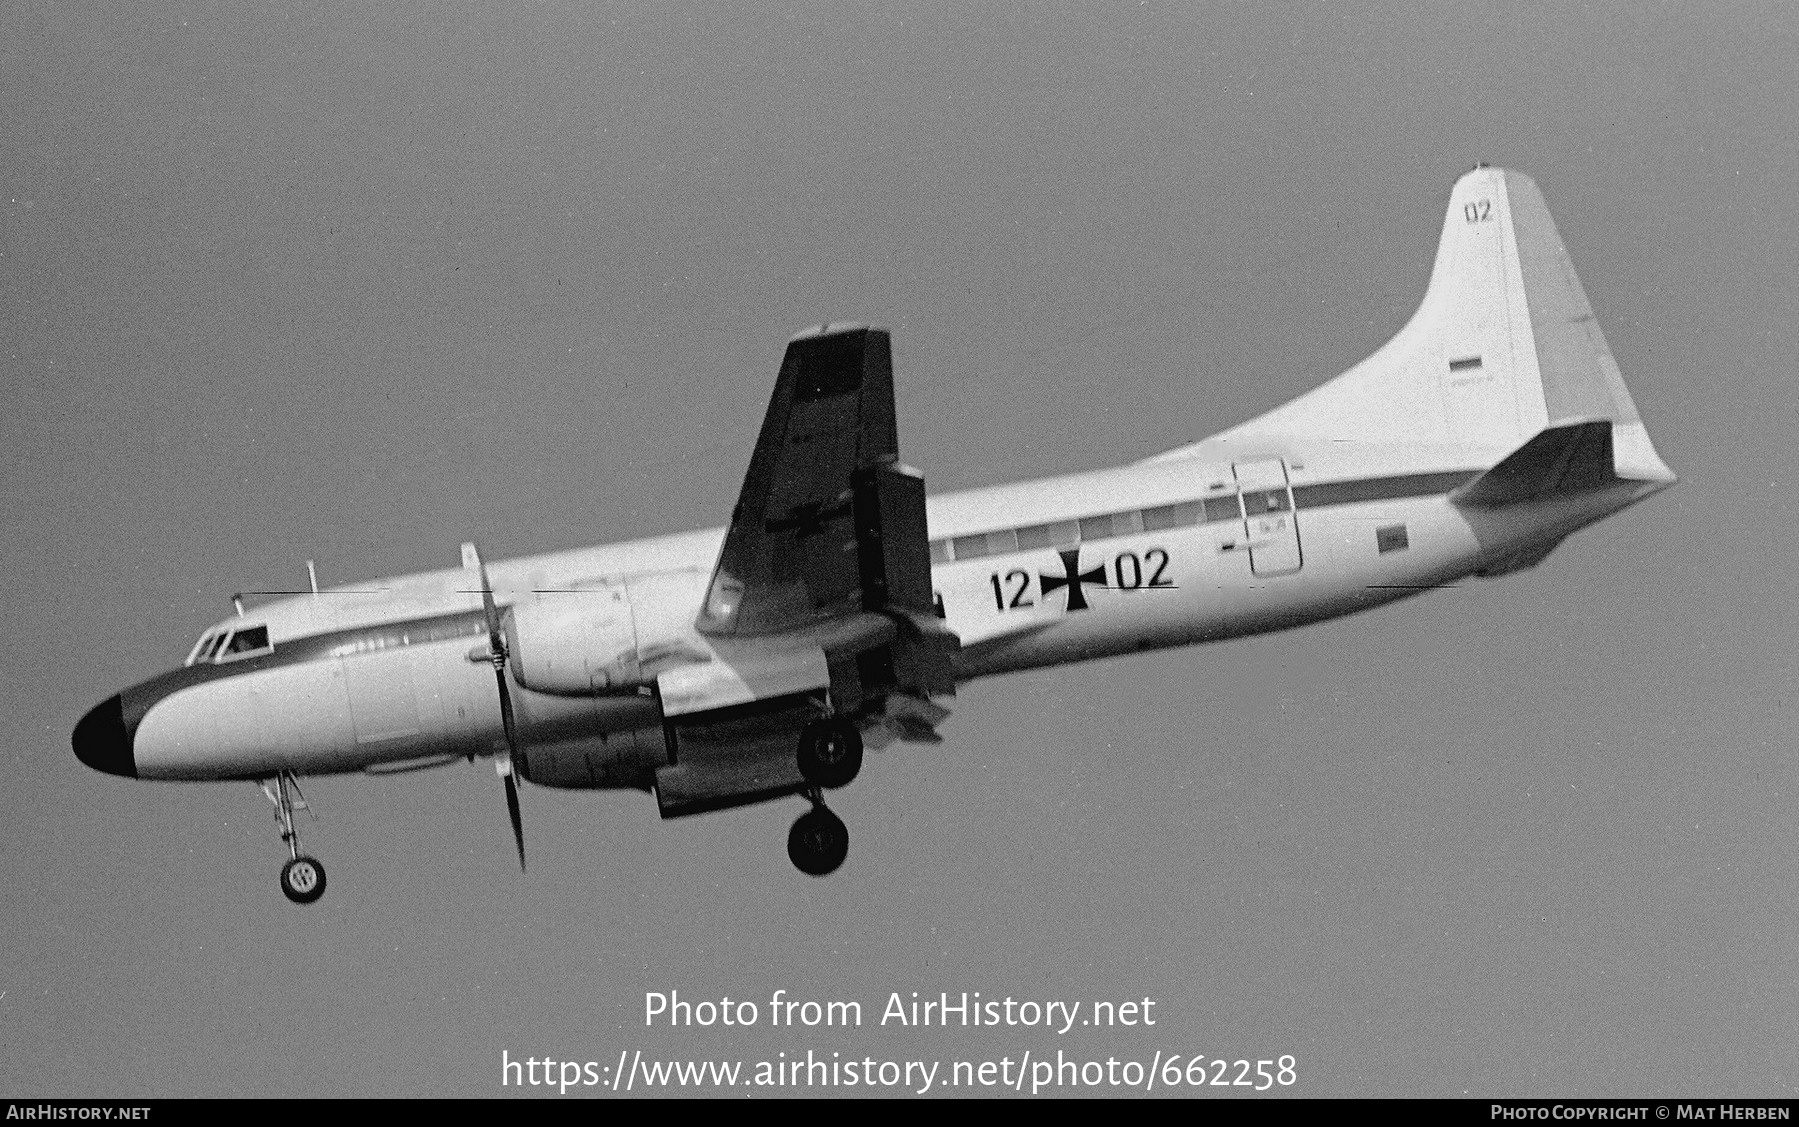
left=765, top=498, right=853, bottom=538
left=1039, top=548, right=1107, bottom=612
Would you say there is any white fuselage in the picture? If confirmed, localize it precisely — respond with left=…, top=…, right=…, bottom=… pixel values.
left=123, top=434, right=1659, bottom=784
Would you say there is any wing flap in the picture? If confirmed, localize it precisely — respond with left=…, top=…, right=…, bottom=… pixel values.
left=656, top=612, right=900, bottom=718
left=656, top=647, right=831, bottom=718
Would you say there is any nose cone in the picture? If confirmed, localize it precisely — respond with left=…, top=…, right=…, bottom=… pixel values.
left=73, top=695, right=136, bottom=778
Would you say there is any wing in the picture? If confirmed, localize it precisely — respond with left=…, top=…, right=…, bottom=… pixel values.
left=699, top=323, right=903, bottom=636
left=664, top=324, right=955, bottom=737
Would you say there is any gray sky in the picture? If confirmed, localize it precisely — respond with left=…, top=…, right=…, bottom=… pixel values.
left=4, top=1, right=1794, bottom=1098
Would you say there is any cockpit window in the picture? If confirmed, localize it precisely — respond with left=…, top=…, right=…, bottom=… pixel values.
left=185, top=632, right=220, bottom=666
left=185, top=625, right=275, bottom=665
left=219, top=625, right=272, bottom=659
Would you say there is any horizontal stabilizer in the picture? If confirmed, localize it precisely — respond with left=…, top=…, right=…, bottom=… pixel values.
left=1450, top=420, right=1615, bottom=508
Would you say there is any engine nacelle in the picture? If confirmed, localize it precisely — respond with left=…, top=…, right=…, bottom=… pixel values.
left=518, top=718, right=668, bottom=789
left=505, top=593, right=645, bottom=695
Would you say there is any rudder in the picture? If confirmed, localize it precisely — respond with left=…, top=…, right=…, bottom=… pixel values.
left=1502, top=170, right=1669, bottom=482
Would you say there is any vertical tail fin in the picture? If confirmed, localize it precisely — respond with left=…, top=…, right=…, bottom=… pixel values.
left=1208, top=167, right=1673, bottom=484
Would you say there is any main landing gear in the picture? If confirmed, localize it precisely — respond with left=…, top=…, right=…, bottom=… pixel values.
left=787, top=715, right=859, bottom=876
left=796, top=717, right=862, bottom=789
left=262, top=772, right=327, bottom=904
left=787, top=790, right=849, bottom=877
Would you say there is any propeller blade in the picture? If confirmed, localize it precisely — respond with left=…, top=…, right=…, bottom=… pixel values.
left=502, top=763, right=526, bottom=872
left=480, top=578, right=503, bottom=650
left=462, top=541, right=507, bottom=645
left=463, top=541, right=527, bottom=873
left=493, top=650, right=519, bottom=751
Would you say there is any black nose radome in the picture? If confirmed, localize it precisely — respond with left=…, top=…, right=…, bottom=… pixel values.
left=73, top=695, right=135, bottom=778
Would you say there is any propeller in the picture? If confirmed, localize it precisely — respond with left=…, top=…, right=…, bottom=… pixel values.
left=463, top=542, right=526, bottom=872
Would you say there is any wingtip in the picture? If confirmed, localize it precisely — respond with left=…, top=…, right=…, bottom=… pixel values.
left=788, top=321, right=869, bottom=343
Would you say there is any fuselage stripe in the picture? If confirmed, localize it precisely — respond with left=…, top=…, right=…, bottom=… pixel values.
left=134, top=471, right=1481, bottom=709
left=930, top=469, right=1479, bottom=564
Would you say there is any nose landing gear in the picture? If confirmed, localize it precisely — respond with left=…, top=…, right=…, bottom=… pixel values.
left=279, top=855, right=326, bottom=903
left=262, top=772, right=327, bottom=904
left=787, top=789, right=849, bottom=877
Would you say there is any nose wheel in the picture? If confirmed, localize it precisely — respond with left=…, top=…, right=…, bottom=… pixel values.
left=280, top=855, right=327, bottom=904
left=787, top=792, right=849, bottom=876
left=262, top=772, right=327, bottom=904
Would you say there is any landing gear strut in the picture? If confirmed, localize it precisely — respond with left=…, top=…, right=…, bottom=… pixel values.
left=787, top=788, right=849, bottom=877
left=262, top=772, right=327, bottom=904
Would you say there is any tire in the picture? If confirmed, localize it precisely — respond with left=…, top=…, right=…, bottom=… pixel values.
left=796, top=719, right=863, bottom=789
left=786, top=807, right=849, bottom=877
left=280, top=856, right=328, bottom=904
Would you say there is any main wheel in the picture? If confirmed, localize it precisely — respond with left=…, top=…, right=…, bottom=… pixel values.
left=787, top=807, right=849, bottom=877
left=796, top=719, right=863, bottom=789
left=280, top=856, right=328, bottom=904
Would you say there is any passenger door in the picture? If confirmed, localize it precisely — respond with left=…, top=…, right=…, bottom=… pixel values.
left=1232, top=459, right=1302, bottom=576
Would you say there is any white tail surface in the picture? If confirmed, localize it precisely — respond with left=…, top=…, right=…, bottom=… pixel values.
left=1203, top=167, right=1673, bottom=482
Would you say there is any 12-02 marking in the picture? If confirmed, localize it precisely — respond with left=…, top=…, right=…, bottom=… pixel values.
left=991, top=548, right=1174, bottom=613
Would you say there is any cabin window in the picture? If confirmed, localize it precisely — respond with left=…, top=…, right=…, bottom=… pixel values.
left=1203, top=496, right=1242, bottom=523
left=1142, top=501, right=1202, bottom=532
left=1078, top=515, right=1117, bottom=542
left=1086, top=511, right=1146, bottom=539
left=929, top=540, right=951, bottom=565
left=1015, top=520, right=1078, bottom=551
left=951, top=534, right=990, bottom=560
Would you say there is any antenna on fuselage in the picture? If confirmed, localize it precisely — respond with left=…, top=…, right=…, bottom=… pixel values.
left=306, top=560, right=319, bottom=596
left=231, top=594, right=245, bottom=617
